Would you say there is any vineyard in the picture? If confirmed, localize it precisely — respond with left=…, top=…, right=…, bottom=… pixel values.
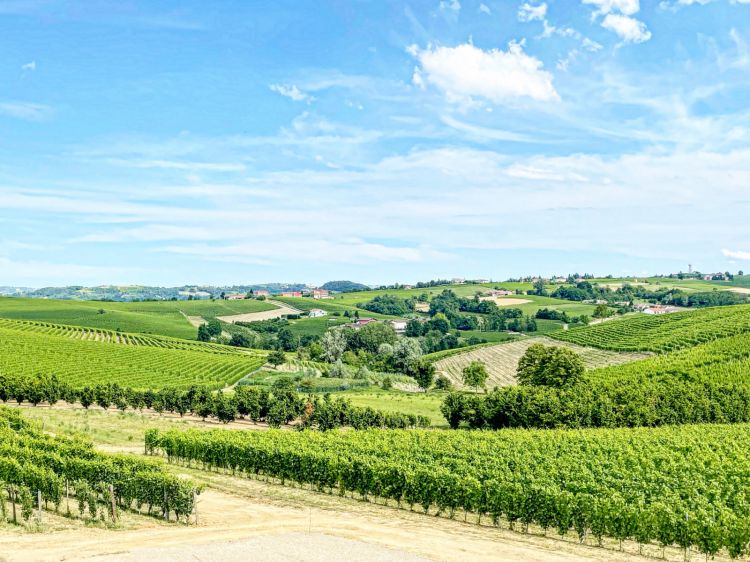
left=551, top=304, right=750, bottom=352
left=0, top=406, right=198, bottom=524
left=434, top=337, right=649, bottom=389
left=0, top=320, right=265, bottom=389
left=590, top=331, right=750, bottom=384
left=0, top=296, right=276, bottom=339
left=146, top=423, right=750, bottom=558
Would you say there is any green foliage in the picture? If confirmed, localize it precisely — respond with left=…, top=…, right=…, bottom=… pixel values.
left=267, top=350, right=287, bottom=368
left=461, top=360, right=488, bottom=391
left=516, top=344, right=584, bottom=387
left=551, top=304, right=750, bottom=352
left=360, top=294, right=415, bottom=315
left=0, top=318, right=264, bottom=390
left=147, top=423, right=750, bottom=558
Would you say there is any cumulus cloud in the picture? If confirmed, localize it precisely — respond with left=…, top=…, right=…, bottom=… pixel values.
left=518, top=2, right=547, bottom=21
left=602, top=13, right=652, bottom=42
left=21, top=61, right=36, bottom=71
left=269, top=84, right=311, bottom=102
left=409, top=42, right=559, bottom=105
left=478, top=3, right=492, bottom=14
left=723, top=249, right=750, bottom=260
left=582, top=0, right=640, bottom=15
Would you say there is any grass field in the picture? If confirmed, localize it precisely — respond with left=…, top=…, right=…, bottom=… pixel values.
left=343, top=389, right=447, bottom=426
left=0, top=319, right=266, bottom=389
left=434, top=336, right=650, bottom=390
left=0, top=296, right=275, bottom=339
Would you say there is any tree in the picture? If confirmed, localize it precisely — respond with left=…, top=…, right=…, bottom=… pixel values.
left=267, top=350, right=286, bottom=369
left=277, top=328, right=298, bottom=352
left=197, top=324, right=211, bottom=342
left=229, top=332, right=251, bottom=348
left=412, top=359, right=435, bottom=392
left=516, top=344, right=584, bottom=387
left=206, top=319, right=222, bottom=337
left=592, top=304, right=612, bottom=319
left=532, top=278, right=548, bottom=296
left=427, top=313, right=451, bottom=334
left=462, top=360, right=488, bottom=392
left=405, top=319, right=424, bottom=337
left=392, top=338, right=423, bottom=373
left=353, top=322, right=397, bottom=353
left=321, top=329, right=347, bottom=363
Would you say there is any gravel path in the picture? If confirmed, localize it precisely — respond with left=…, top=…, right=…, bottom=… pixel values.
left=86, top=532, right=435, bottom=562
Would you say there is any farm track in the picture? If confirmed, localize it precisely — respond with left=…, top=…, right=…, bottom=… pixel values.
left=216, top=299, right=303, bottom=323
left=435, top=337, right=650, bottom=389
left=0, top=457, right=655, bottom=562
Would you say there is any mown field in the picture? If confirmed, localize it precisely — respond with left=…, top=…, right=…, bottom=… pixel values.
left=434, top=336, right=649, bottom=389
left=0, top=296, right=275, bottom=339
left=0, top=319, right=265, bottom=389
left=551, top=304, right=750, bottom=352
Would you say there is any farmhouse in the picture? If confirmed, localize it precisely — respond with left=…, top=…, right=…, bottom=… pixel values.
left=280, top=291, right=302, bottom=298
left=308, top=308, right=327, bottom=318
left=225, top=293, right=246, bottom=300
left=451, top=277, right=465, bottom=284
left=642, top=304, right=682, bottom=315
left=254, top=290, right=270, bottom=297
left=311, top=288, right=332, bottom=299
left=353, top=317, right=378, bottom=328
left=389, top=320, right=407, bottom=333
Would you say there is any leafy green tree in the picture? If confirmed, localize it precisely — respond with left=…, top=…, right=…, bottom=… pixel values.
left=462, top=360, right=489, bottom=392
left=440, top=392, right=465, bottom=428
left=197, top=324, right=211, bottom=342
left=412, top=359, right=435, bottom=392
left=321, top=329, right=347, bottom=362
left=206, top=319, right=222, bottom=337
left=229, top=332, right=251, bottom=348
left=517, top=344, right=584, bottom=387
left=592, top=304, right=612, bottom=319
left=267, top=349, right=286, bottom=369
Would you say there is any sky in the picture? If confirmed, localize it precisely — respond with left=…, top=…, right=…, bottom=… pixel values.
left=1, top=0, right=749, bottom=287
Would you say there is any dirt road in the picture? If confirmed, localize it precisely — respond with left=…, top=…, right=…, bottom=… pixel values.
left=217, top=300, right=302, bottom=323
left=0, top=465, right=657, bottom=562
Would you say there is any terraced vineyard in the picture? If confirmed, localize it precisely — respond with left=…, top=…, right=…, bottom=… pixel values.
left=551, top=304, right=750, bottom=352
left=434, top=337, right=649, bottom=389
left=0, top=319, right=265, bottom=389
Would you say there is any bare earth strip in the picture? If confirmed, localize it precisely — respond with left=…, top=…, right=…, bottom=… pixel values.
left=0, top=466, right=655, bottom=562
left=435, top=336, right=651, bottom=389
left=482, top=297, right=531, bottom=306
left=729, top=287, right=750, bottom=294
left=217, top=300, right=302, bottom=323
left=180, top=312, right=207, bottom=328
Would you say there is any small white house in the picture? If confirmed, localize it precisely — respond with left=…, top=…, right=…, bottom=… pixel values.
left=309, top=308, right=327, bottom=318
left=390, top=320, right=408, bottom=333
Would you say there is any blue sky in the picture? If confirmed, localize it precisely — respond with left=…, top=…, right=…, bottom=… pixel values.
left=1, top=0, right=749, bottom=286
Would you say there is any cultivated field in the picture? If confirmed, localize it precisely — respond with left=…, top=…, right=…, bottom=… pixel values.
left=0, top=297, right=275, bottom=339
left=435, top=336, right=649, bottom=389
left=216, top=299, right=301, bottom=323
left=0, top=319, right=265, bottom=389
left=552, top=304, right=750, bottom=352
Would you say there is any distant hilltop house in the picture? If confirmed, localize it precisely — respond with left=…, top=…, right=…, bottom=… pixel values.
left=311, top=288, right=332, bottom=299
left=254, top=290, right=270, bottom=297
left=583, top=299, right=608, bottom=305
left=308, top=308, right=327, bottom=318
left=225, top=293, right=246, bottom=300
left=353, top=317, right=378, bottom=328
left=479, top=289, right=513, bottom=300
left=389, top=320, right=407, bottom=333
left=552, top=277, right=568, bottom=284
left=636, top=303, right=682, bottom=315
left=402, top=284, right=414, bottom=290
left=280, top=291, right=303, bottom=298
left=451, top=277, right=465, bottom=284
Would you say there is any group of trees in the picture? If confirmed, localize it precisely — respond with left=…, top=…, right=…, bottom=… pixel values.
left=360, top=294, right=416, bottom=315
left=535, top=308, right=590, bottom=325
left=0, top=373, right=428, bottom=430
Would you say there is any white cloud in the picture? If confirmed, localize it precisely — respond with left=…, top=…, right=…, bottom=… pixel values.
left=269, top=84, right=311, bottom=102
left=439, top=0, right=461, bottom=12
left=21, top=61, right=36, bottom=71
left=518, top=2, right=547, bottom=21
left=722, top=249, right=750, bottom=260
left=409, top=42, right=559, bottom=105
left=479, top=3, right=492, bottom=14
left=0, top=101, right=52, bottom=121
left=582, top=0, right=640, bottom=15
left=602, top=13, right=652, bottom=42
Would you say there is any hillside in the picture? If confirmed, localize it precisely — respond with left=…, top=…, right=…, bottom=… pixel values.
left=320, top=280, right=370, bottom=292
left=0, top=318, right=265, bottom=389
left=0, top=296, right=276, bottom=339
